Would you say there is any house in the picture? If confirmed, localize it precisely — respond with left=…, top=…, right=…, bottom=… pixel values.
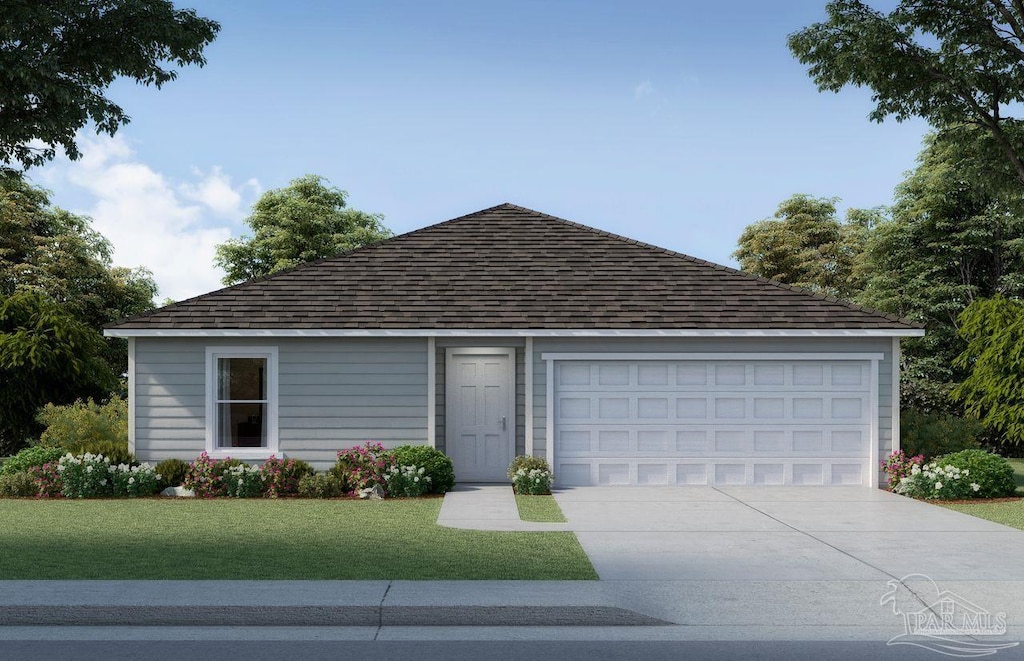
left=104, top=204, right=923, bottom=487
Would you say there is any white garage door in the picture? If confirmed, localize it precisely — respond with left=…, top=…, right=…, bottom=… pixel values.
left=552, top=359, right=874, bottom=487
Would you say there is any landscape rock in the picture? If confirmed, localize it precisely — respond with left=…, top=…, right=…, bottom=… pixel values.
left=161, top=486, right=195, bottom=498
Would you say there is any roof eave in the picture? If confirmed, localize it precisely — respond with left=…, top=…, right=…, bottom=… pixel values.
left=104, top=327, right=926, bottom=338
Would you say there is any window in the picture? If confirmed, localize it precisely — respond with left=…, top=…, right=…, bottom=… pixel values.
left=206, top=347, right=278, bottom=456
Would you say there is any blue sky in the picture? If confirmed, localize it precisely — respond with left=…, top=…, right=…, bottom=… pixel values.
left=34, top=0, right=927, bottom=301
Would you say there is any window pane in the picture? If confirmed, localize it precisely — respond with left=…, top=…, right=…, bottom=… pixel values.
left=218, top=357, right=266, bottom=401
left=217, top=402, right=267, bottom=448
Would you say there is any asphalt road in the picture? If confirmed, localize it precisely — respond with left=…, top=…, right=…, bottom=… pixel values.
left=0, top=639, right=975, bottom=661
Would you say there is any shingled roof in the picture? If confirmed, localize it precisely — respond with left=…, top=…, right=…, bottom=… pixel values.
left=107, top=204, right=919, bottom=331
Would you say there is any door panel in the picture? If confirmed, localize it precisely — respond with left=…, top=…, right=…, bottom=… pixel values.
left=446, top=350, right=515, bottom=482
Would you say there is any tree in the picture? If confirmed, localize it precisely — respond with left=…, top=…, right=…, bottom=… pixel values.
left=789, top=1, right=1024, bottom=185
left=0, top=291, right=115, bottom=454
left=0, top=173, right=157, bottom=376
left=214, top=175, right=392, bottom=285
left=953, top=295, right=1024, bottom=446
left=732, top=194, right=878, bottom=299
left=859, top=131, right=1024, bottom=401
left=0, top=1, right=219, bottom=170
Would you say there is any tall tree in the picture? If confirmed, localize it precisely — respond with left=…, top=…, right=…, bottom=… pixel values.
left=0, top=291, right=115, bottom=454
left=733, top=194, right=878, bottom=300
left=0, top=0, right=219, bottom=170
left=215, top=175, right=392, bottom=285
left=859, top=130, right=1024, bottom=409
left=0, top=173, right=157, bottom=376
left=789, top=0, right=1024, bottom=185
left=953, top=296, right=1024, bottom=446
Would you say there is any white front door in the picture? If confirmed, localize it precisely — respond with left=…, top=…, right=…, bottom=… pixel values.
left=446, top=348, right=515, bottom=482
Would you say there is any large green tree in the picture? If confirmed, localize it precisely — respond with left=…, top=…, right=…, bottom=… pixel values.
left=789, top=0, right=1024, bottom=185
left=859, top=131, right=1024, bottom=404
left=732, top=194, right=878, bottom=300
left=214, top=175, right=392, bottom=285
left=953, top=295, right=1024, bottom=446
left=0, top=0, right=219, bottom=170
left=0, top=173, right=157, bottom=377
left=0, top=290, right=115, bottom=454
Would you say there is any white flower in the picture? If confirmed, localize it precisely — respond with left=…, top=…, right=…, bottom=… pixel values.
left=128, top=477, right=135, bottom=485
left=971, top=483, right=981, bottom=492
left=934, top=482, right=943, bottom=490
left=86, top=466, right=93, bottom=474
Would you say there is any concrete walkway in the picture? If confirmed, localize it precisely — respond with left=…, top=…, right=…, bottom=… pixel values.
left=436, top=484, right=570, bottom=531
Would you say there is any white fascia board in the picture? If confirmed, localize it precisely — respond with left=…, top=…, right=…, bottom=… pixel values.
left=104, top=327, right=926, bottom=338
left=541, top=352, right=885, bottom=362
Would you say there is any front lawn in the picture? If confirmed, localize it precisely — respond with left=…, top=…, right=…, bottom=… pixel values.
left=0, top=498, right=596, bottom=580
left=515, top=494, right=567, bottom=522
left=941, top=499, right=1024, bottom=531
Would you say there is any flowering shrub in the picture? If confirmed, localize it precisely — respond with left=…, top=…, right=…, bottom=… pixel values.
left=392, top=445, right=455, bottom=493
left=29, top=462, right=61, bottom=498
left=895, top=450, right=1017, bottom=500
left=895, top=462, right=978, bottom=500
left=57, top=453, right=111, bottom=498
left=0, top=446, right=66, bottom=476
left=183, top=452, right=243, bottom=498
left=383, top=464, right=432, bottom=497
left=261, top=455, right=314, bottom=498
left=332, top=442, right=396, bottom=494
left=507, top=455, right=550, bottom=480
left=223, top=463, right=264, bottom=498
left=512, top=468, right=553, bottom=495
left=881, top=450, right=924, bottom=490
left=109, top=463, right=162, bottom=498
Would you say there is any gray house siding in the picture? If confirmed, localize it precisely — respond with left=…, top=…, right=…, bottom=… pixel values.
left=134, top=337, right=429, bottom=469
left=529, top=336, right=895, bottom=483
left=134, top=335, right=897, bottom=483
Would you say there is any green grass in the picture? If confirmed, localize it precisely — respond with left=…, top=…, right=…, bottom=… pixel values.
left=0, top=498, right=596, bottom=580
left=1009, top=458, right=1024, bottom=495
left=941, top=499, right=1024, bottom=531
left=515, top=494, right=567, bottom=522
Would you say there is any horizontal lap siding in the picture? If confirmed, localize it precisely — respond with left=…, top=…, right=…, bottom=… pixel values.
left=134, top=338, right=429, bottom=469
left=532, top=337, right=894, bottom=483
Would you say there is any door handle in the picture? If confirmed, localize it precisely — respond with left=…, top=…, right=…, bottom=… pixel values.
left=501, top=416, right=507, bottom=431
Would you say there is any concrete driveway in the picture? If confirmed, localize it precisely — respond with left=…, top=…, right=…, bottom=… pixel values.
left=553, top=486, right=1024, bottom=582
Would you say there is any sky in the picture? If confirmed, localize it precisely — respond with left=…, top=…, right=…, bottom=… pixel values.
left=32, top=0, right=928, bottom=302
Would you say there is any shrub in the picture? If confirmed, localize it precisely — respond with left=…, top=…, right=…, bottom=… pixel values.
left=0, top=472, right=38, bottom=497
left=184, top=453, right=244, bottom=498
left=332, top=442, right=395, bottom=494
left=900, top=409, right=982, bottom=460
left=223, top=463, right=264, bottom=498
left=155, top=459, right=190, bottom=488
left=935, top=450, right=1017, bottom=498
left=297, top=473, right=345, bottom=499
left=37, top=396, right=127, bottom=449
left=0, top=445, right=66, bottom=476
left=383, top=464, right=432, bottom=497
left=511, top=467, right=553, bottom=495
left=392, top=445, right=454, bottom=493
left=57, top=453, right=112, bottom=499
left=110, top=463, right=162, bottom=498
left=29, top=462, right=61, bottom=497
left=507, top=455, right=550, bottom=481
left=881, top=450, right=924, bottom=490
left=261, top=455, right=314, bottom=498
left=895, top=450, right=1017, bottom=500
left=64, top=440, right=134, bottom=467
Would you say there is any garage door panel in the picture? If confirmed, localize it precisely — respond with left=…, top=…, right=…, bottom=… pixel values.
left=553, top=359, right=873, bottom=487
left=556, top=425, right=868, bottom=458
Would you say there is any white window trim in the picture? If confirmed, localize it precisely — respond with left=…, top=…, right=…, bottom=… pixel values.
left=205, top=346, right=279, bottom=459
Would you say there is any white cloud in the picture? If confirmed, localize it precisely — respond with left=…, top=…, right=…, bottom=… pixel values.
left=634, top=80, right=654, bottom=99
left=38, top=134, right=259, bottom=302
